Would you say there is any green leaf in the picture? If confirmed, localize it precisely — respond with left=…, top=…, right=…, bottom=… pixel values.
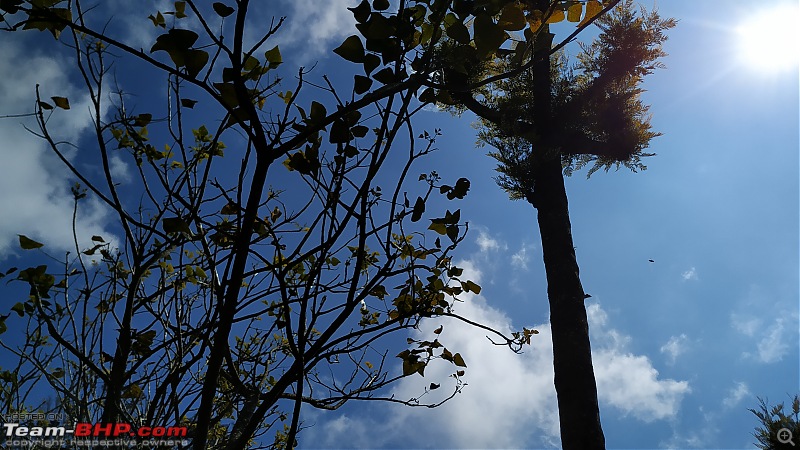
left=82, top=244, right=103, bottom=256
left=220, top=202, right=239, bottom=215
left=342, top=145, right=359, bottom=157
left=452, top=352, right=467, bottom=367
left=429, top=382, right=440, bottom=390
left=51, top=367, right=65, bottom=378
left=498, top=3, right=527, bottom=31
left=148, top=12, right=166, bottom=28
left=174, top=1, right=187, bottom=18
left=18, top=265, right=54, bottom=299
left=184, top=49, right=209, bottom=78
left=18, top=235, right=44, bottom=250
left=122, top=384, right=143, bottom=399
left=446, top=22, right=471, bottom=45
left=0, top=0, right=24, bottom=14
left=180, top=98, right=198, bottom=108
left=369, top=285, right=388, bottom=299
left=462, top=280, right=481, bottom=294
left=51, top=96, right=70, bottom=110
left=212, top=2, right=234, bottom=17
left=133, top=113, right=152, bottom=127
left=363, top=53, right=381, bottom=75
left=0, top=318, right=6, bottom=335
left=446, top=224, right=459, bottom=243
left=162, top=217, right=192, bottom=234
left=333, top=35, right=365, bottom=63
left=348, top=0, right=371, bottom=23
left=264, top=45, right=282, bottom=68
left=151, top=28, right=200, bottom=67
left=283, top=147, right=321, bottom=175
left=309, top=101, right=327, bottom=124
left=91, top=235, right=105, bottom=243
left=23, top=7, right=71, bottom=39
left=38, top=101, right=53, bottom=110
left=428, top=222, right=447, bottom=235
left=11, top=302, right=25, bottom=317
left=411, top=197, right=425, bottom=222
left=419, top=87, right=436, bottom=104
left=441, top=347, right=453, bottom=362
left=372, top=67, right=395, bottom=84
left=134, top=330, right=157, bottom=349
left=357, top=13, right=393, bottom=39
left=151, top=28, right=199, bottom=53
left=473, top=13, right=506, bottom=58
left=446, top=177, right=470, bottom=200
left=354, top=75, right=373, bottom=94
left=372, top=0, right=389, bottom=11
left=329, top=119, right=351, bottom=143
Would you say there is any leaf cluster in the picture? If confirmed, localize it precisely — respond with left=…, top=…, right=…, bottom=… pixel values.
left=750, top=395, right=800, bottom=450
left=470, top=0, right=675, bottom=198
left=0, top=1, right=544, bottom=448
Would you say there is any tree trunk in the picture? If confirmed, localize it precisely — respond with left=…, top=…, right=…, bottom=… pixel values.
left=530, top=10, right=605, bottom=449
left=533, top=157, right=605, bottom=450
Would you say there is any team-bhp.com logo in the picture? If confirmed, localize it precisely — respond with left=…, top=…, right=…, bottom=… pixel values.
left=4, top=423, right=188, bottom=438
left=3, top=422, right=189, bottom=446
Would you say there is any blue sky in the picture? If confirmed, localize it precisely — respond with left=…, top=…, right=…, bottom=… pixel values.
left=0, top=1, right=797, bottom=449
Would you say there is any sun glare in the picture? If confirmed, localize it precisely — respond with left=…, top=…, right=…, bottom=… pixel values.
left=735, top=4, right=800, bottom=73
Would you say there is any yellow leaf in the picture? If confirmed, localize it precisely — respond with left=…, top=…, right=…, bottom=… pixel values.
left=18, top=235, right=44, bottom=250
left=579, top=0, right=604, bottom=27
left=526, top=10, right=543, bottom=32
left=51, top=96, right=70, bottom=110
left=567, top=3, right=582, bottom=22
left=546, top=8, right=564, bottom=24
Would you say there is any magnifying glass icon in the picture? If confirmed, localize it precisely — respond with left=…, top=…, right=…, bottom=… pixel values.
left=778, top=428, right=796, bottom=446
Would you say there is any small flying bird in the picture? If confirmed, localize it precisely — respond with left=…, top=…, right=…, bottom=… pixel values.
left=648, top=259, right=655, bottom=263
left=583, top=293, right=592, bottom=299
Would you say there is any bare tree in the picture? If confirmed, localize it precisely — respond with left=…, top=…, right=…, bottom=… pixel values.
left=0, top=1, right=618, bottom=448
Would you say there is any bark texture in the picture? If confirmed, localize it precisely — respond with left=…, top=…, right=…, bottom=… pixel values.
left=530, top=12, right=605, bottom=449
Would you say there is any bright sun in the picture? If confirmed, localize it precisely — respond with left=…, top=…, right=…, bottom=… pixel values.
left=735, top=4, right=800, bottom=73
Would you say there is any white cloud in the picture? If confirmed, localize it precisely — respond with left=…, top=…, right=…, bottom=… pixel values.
left=378, top=277, right=560, bottom=448
left=455, top=259, right=483, bottom=285
left=0, top=39, right=114, bottom=258
left=731, top=313, right=762, bottom=337
left=510, top=244, right=533, bottom=270
left=106, top=0, right=174, bottom=50
left=587, top=305, right=691, bottom=422
left=108, top=154, right=132, bottom=184
left=475, top=228, right=506, bottom=254
left=753, top=317, right=791, bottom=363
left=660, top=333, right=689, bottom=365
left=722, top=381, right=750, bottom=409
left=306, top=414, right=372, bottom=449
left=681, top=266, right=698, bottom=281
left=661, top=407, right=719, bottom=450
left=268, top=0, right=359, bottom=64
left=310, top=273, right=690, bottom=448
left=733, top=310, right=796, bottom=364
